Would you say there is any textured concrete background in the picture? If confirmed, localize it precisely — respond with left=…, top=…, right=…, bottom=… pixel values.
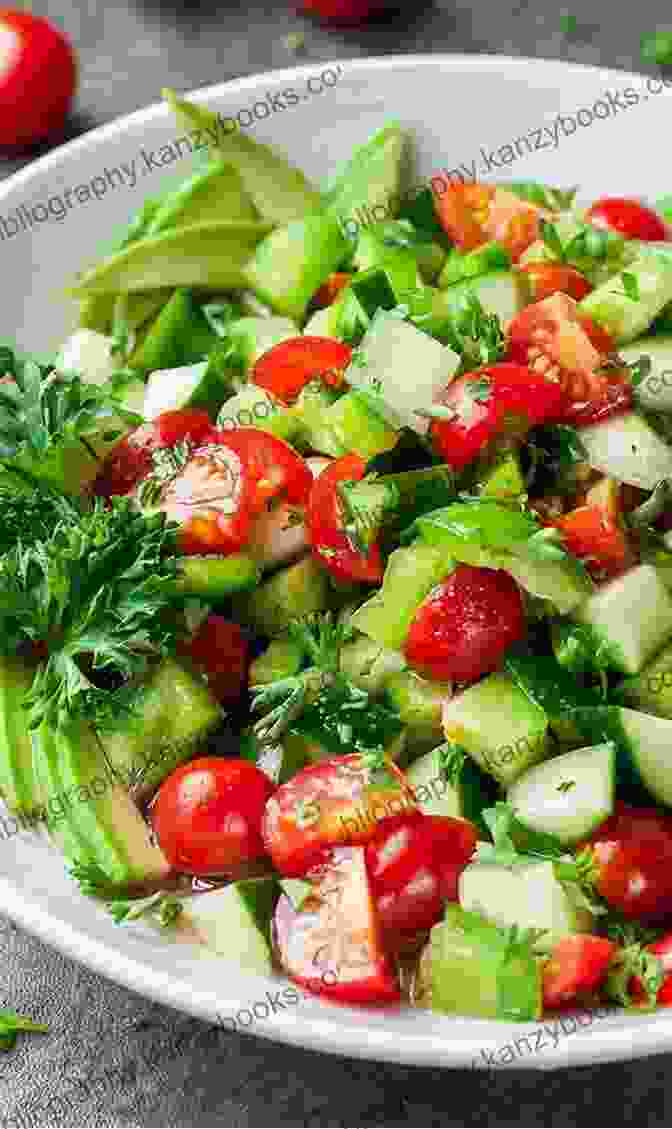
left=3, top=1, right=672, bottom=1124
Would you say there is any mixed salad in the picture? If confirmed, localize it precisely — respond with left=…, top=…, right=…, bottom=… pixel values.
left=6, top=90, right=672, bottom=1024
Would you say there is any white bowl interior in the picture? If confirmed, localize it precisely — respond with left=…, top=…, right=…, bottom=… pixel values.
left=2, top=53, right=672, bottom=1068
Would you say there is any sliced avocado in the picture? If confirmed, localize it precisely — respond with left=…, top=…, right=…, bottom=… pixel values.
left=442, top=672, right=549, bottom=787
left=430, top=904, right=542, bottom=1021
left=244, top=212, right=348, bottom=322
left=131, top=289, right=219, bottom=373
left=98, top=658, right=222, bottom=799
left=179, top=878, right=280, bottom=970
left=617, top=639, right=672, bottom=718
left=573, top=563, right=672, bottom=675
left=326, top=123, right=409, bottom=235
left=237, top=555, right=331, bottom=636
left=78, top=289, right=171, bottom=338
left=351, top=543, right=454, bottom=651
left=384, top=671, right=450, bottom=753
left=31, top=722, right=95, bottom=864
left=249, top=634, right=305, bottom=686
left=143, top=156, right=258, bottom=236
left=0, top=656, right=43, bottom=817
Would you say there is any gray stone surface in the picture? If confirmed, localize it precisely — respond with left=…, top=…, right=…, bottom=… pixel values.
left=3, top=1, right=672, bottom=1124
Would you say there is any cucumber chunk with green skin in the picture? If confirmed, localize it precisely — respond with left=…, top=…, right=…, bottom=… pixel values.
left=580, top=412, right=672, bottom=490
left=325, top=122, right=409, bottom=235
left=226, top=315, right=298, bottom=370
left=438, top=241, right=511, bottom=289
left=437, top=270, right=528, bottom=324
left=619, top=334, right=672, bottom=413
left=578, top=253, right=672, bottom=344
left=143, top=360, right=229, bottom=420
left=355, top=219, right=446, bottom=282
left=351, top=543, right=454, bottom=651
left=244, top=212, right=349, bottom=322
left=322, top=389, right=399, bottom=459
left=218, top=385, right=301, bottom=445
left=0, top=657, right=42, bottom=816
left=478, top=450, right=525, bottom=499
left=131, top=289, right=219, bottom=374
left=616, top=640, right=672, bottom=719
left=179, top=878, right=280, bottom=970
left=292, top=381, right=347, bottom=457
left=237, top=554, right=331, bottom=636
left=430, top=905, right=542, bottom=1021
left=58, top=720, right=171, bottom=884
left=458, top=859, right=593, bottom=952
left=442, top=672, right=549, bottom=788
left=507, top=743, right=616, bottom=845
left=338, top=636, right=407, bottom=696
left=353, top=234, right=423, bottom=286
left=175, top=554, right=261, bottom=599
left=249, top=634, right=305, bottom=686
left=384, top=672, right=451, bottom=753
left=573, top=563, right=672, bottom=676
left=406, top=744, right=495, bottom=833
left=504, top=647, right=601, bottom=745
left=143, top=157, right=258, bottom=236
left=98, top=659, right=222, bottom=800
left=164, top=88, right=322, bottom=224
left=618, top=707, right=672, bottom=807
left=73, top=221, right=272, bottom=296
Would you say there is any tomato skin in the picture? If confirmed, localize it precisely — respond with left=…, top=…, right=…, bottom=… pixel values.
left=150, top=757, right=274, bottom=877
left=405, top=565, right=526, bottom=684
left=261, top=754, right=416, bottom=877
left=307, top=454, right=384, bottom=584
left=273, top=847, right=400, bottom=1004
left=433, top=184, right=540, bottom=259
left=217, top=427, right=313, bottom=509
left=586, top=197, right=669, bottom=242
left=0, top=11, right=76, bottom=152
left=93, top=411, right=218, bottom=500
left=180, top=616, right=249, bottom=706
left=313, top=273, right=352, bottom=308
left=297, top=0, right=390, bottom=25
left=542, top=935, right=616, bottom=1008
left=430, top=362, right=565, bottom=470
left=555, top=504, right=634, bottom=581
left=365, top=812, right=477, bottom=938
left=583, top=806, right=672, bottom=920
left=252, top=337, right=352, bottom=404
left=518, top=263, right=593, bottom=302
left=154, top=409, right=215, bottom=448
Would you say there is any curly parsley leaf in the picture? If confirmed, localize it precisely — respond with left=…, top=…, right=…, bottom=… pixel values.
left=138, top=439, right=192, bottom=508
left=0, top=1008, right=48, bottom=1052
left=443, top=291, right=506, bottom=373
left=69, top=862, right=182, bottom=927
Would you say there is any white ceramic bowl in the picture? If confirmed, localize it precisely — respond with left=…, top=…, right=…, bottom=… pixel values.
left=2, top=53, right=672, bottom=1070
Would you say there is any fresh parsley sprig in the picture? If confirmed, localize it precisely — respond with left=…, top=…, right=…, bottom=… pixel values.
left=443, top=291, right=506, bottom=373
left=0, top=1008, right=48, bottom=1052
left=138, top=439, right=192, bottom=508
left=69, top=863, right=182, bottom=927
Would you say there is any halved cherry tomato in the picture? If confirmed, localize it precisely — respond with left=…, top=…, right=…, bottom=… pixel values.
left=542, top=935, right=616, bottom=1009
left=252, top=337, right=352, bottom=404
left=518, top=262, right=593, bottom=302
left=92, top=410, right=218, bottom=499
left=581, top=806, right=672, bottom=920
left=586, top=197, right=669, bottom=242
left=433, top=183, right=541, bottom=260
left=181, top=615, right=249, bottom=706
left=507, top=294, right=630, bottom=426
left=216, top=428, right=313, bottom=513
left=430, top=361, right=565, bottom=470
left=313, top=272, right=353, bottom=308
left=261, top=754, right=416, bottom=877
left=307, top=454, right=384, bottom=584
left=405, top=564, right=525, bottom=684
left=0, top=10, right=76, bottom=152
left=159, top=440, right=252, bottom=555
left=150, top=757, right=274, bottom=877
left=273, top=847, right=400, bottom=1004
left=555, top=503, right=634, bottom=581
left=365, top=812, right=477, bottom=938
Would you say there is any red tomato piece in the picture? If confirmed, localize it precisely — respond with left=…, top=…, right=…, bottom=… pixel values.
left=252, top=337, right=352, bottom=404
left=405, top=564, right=525, bottom=684
left=555, top=504, right=634, bottom=581
left=150, top=757, right=274, bottom=877
left=262, top=754, right=416, bottom=877
left=307, top=454, right=384, bottom=584
left=518, top=262, right=593, bottom=302
left=542, top=935, right=616, bottom=1009
left=430, top=361, right=566, bottom=470
left=586, top=197, right=669, bottom=242
left=217, top=427, right=313, bottom=511
left=297, top=0, right=390, bottom=25
left=433, top=184, right=541, bottom=260
left=154, top=409, right=215, bottom=448
left=159, top=440, right=253, bottom=555
left=0, top=10, right=76, bottom=152
left=92, top=411, right=218, bottom=500
left=181, top=616, right=249, bottom=706
left=313, top=272, right=353, bottom=308
left=582, top=806, right=672, bottom=920
left=273, top=847, right=400, bottom=1003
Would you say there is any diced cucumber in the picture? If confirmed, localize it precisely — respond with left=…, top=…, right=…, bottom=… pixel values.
left=179, top=878, right=279, bottom=970
left=406, top=743, right=492, bottom=830
left=574, top=563, right=672, bottom=675
left=226, top=315, right=298, bottom=370
left=507, top=743, right=616, bottom=845
left=620, top=334, right=672, bottom=413
left=578, top=253, right=672, bottom=344
left=143, top=360, right=229, bottom=419
left=478, top=450, right=525, bottom=499
left=438, top=241, right=511, bottom=289
left=0, top=657, right=42, bottom=816
left=353, top=237, right=422, bottom=290
left=430, top=905, right=542, bottom=1021
left=237, top=555, right=331, bottom=636
left=504, top=647, right=601, bottom=745
left=244, top=212, right=348, bottom=322
left=345, top=311, right=460, bottom=434
left=505, top=555, right=593, bottom=616
left=98, top=658, right=222, bottom=799
left=351, top=544, right=454, bottom=651
left=322, top=389, right=399, bottom=459
left=174, top=554, right=261, bottom=599
left=217, top=385, right=301, bottom=444
left=249, top=634, right=305, bottom=686
left=579, top=411, right=672, bottom=490
left=338, top=636, right=407, bottom=696
left=303, top=305, right=340, bottom=338
left=618, top=707, right=672, bottom=806
left=442, top=672, right=549, bottom=787
left=384, top=671, right=451, bottom=753
left=437, top=270, right=527, bottom=324
left=617, top=640, right=672, bottom=718
left=458, top=859, right=593, bottom=951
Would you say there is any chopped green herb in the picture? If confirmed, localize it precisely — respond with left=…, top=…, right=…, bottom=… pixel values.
left=70, top=863, right=182, bottom=927
left=556, top=779, right=576, bottom=793
left=641, top=31, right=672, bottom=66
left=0, top=1008, right=48, bottom=1052
left=138, top=439, right=192, bottom=508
